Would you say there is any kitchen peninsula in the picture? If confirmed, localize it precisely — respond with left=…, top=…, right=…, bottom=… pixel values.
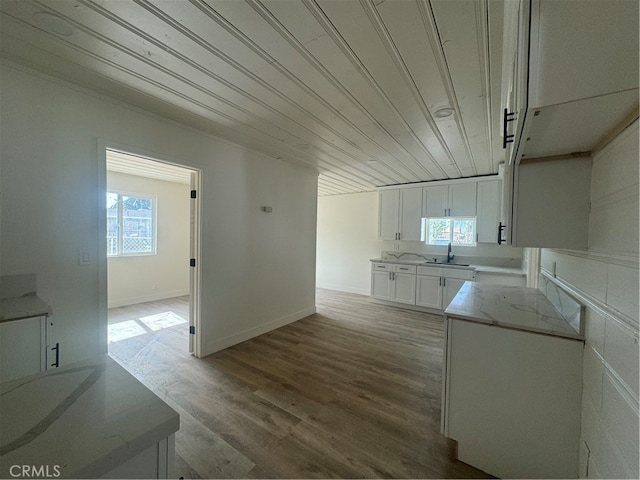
left=0, top=355, right=179, bottom=479
left=441, top=276, right=585, bottom=478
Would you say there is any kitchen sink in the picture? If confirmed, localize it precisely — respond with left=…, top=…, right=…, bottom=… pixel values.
left=423, top=261, right=471, bottom=267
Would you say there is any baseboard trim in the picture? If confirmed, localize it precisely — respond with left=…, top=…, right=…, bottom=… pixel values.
left=108, top=289, right=190, bottom=309
left=200, top=306, right=317, bottom=357
left=316, top=283, right=370, bottom=296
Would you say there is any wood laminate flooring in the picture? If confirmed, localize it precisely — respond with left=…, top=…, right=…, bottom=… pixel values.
left=107, top=290, right=490, bottom=479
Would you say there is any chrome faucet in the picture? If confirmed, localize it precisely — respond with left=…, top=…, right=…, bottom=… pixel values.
left=447, top=242, right=455, bottom=263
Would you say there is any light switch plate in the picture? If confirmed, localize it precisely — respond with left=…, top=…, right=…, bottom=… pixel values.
left=78, top=249, right=91, bottom=266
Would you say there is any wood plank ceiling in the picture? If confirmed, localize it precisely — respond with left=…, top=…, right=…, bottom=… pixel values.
left=0, top=0, right=503, bottom=196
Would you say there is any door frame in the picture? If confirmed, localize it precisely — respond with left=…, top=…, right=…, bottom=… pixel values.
left=98, top=140, right=202, bottom=357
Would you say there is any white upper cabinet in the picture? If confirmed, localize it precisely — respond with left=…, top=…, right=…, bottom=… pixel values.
left=424, top=185, right=449, bottom=218
left=512, top=156, right=591, bottom=249
left=379, top=189, right=400, bottom=240
left=476, top=179, right=501, bottom=243
left=378, top=187, right=423, bottom=241
left=424, top=182, right=477, bottom=218
left=399, top=188, right=424, bottom=241
left=449, top=183, right=477, bottom=217
left=499, top=0, right=639, bottom=165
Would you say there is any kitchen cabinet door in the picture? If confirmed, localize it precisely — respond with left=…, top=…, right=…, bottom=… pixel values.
left=424, top=185, right=449, bottom=217
left=0, top=316, right=46, bottom=383
left=391, top=273, right=416, bottom=305
left=416, top=275, right=442, bottom=309
left=476, top=180, right=501, bottom=243
left=449, top=183, right=477, bottom=217
left=371, top=270, right=393, bottom=301
left=443, top=278, right=467, bottom=309
left=378, top=189, right=400, bottom=240
left=424, top=183, right=477, bottom=218
left=512, top=156, right=591, bottom=248
left=399, top=188, right=423, bottom=241
left=443, top=318, right=582, bottom=479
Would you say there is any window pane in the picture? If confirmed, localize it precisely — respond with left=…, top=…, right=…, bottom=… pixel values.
left=452, top=218, right=476, bottom=246
left=106, top=192, right=119, bottom=256
left=428, top=218, right=451, bottom=245
left=121, top=195, right=154, bottom=254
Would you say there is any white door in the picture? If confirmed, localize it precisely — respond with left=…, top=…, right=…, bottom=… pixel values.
left=189, top=171, right=201, bottom=356
left=416, top=275, right=443, bottom=309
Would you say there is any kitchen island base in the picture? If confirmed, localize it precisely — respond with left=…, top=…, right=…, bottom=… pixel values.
left=442, top=317, right=583, bottom=479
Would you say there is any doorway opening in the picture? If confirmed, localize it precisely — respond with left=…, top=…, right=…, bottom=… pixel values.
left=103, top=148, right=201, bottom=358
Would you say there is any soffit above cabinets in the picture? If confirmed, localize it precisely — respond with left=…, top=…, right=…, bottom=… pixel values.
left=0, top=0, right=500, bottom=196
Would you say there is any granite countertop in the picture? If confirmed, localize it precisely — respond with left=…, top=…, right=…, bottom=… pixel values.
left=444, top=282, right=583, bottom=340
left=0, top=294, right=53, bottom=323
left=0, top=355, right=179, bottom=478
left=370, top=258, right=525, bottom=276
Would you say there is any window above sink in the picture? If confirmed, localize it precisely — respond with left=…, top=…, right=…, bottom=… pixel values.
left=422, top=217, right=477, bottom=247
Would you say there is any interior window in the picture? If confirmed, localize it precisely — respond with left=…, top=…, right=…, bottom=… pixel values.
left=107, top=191, right=157, bottom=256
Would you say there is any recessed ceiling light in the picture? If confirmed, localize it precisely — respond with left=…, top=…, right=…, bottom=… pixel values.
left=433, top=107, right=455, bottom=119
left=32, top=12, right=74, bottom=37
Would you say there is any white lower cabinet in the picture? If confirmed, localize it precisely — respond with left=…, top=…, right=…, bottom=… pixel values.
left=0, top=316, right=56, bottom=383
left=416, top=266, right=475, bottom=310
left=416, top=274, right=442, bottom=309
left=371, top=263, right=416, bottom=305
left=442, top=318, right=583, bottom=479
left=101, top=434, right=175, bottom=479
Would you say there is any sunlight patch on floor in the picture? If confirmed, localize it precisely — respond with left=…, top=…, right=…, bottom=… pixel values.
left=108, top=311, right=187, bottom=342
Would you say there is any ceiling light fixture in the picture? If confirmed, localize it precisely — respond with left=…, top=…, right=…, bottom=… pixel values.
left=32, top=12, right=74, bottom=37
left=433, top=107, right=455, bottom=119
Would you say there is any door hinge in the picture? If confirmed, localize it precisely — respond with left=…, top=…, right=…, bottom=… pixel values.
left=190, top=258, right=196, bottom=267
left=189, top=326, right=195, bottom=335
left=190, top=190, right=197, bottom=199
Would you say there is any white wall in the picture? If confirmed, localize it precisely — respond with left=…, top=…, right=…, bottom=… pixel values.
left=107, top=171, right=190, bottom=308
left=316, top=192, right=380, bottom=295
left=317, top=190, right=523, bottom=294
left=0, top=62, right=318, bottom=363
left=541, top=121, right=639, bottom=479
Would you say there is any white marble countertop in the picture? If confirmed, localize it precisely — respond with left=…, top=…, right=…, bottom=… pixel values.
left=370, top=258, right=525, bottom=276
left=444, top=282, right=583, bottom=340
left=0, top=355, right=179, bottom=478
left=0, top=294, right=53, bottom=323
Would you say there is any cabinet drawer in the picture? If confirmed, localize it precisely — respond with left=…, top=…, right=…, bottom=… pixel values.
left=444, top=269, right=475, bottom=281
left=418, top=266, right=443, bottom=276
left=372, top=263, right=392, bottom=271
left=394, top=265, right=416, bottom=274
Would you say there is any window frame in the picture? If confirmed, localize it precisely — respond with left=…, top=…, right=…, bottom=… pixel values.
left=107, top=190, right=158, bottom=257
left=422, top=216, right=477, bottom=247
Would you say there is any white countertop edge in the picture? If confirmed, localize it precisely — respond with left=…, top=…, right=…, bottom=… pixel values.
left=370, top=258, right=525, bottom=275
left=0, top=355, right=180, bottom=479
left=0, top=295, right=53, bottom=323
left=444, top=313, right=584, bottom=341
